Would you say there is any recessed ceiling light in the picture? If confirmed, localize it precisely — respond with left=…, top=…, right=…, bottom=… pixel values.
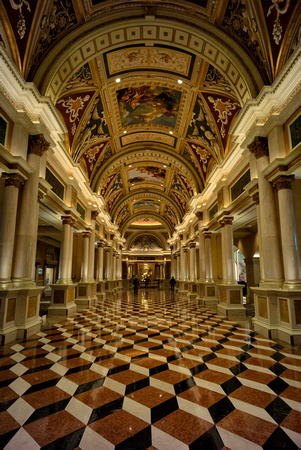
left=132, top=184, right=134, bottom=186
left=161, top=184, right=163, bottom=186
left=129, top=165, right=132, bottom=168
left=116, top=78, right=121, bottom=83
left=123, top=130, right=127, bottom=134
left=163, top=165, right=166, bottom=168
left=169, top=131, right=173, bottom=134
left=178, top=80, right=183, bottom=84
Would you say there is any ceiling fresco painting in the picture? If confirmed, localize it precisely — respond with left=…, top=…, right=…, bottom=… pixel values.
left=117, top=86, right=181, bottom=127
left=1, top=0, right=299, bottom=244
left=105, top=46, right=194, bottom=78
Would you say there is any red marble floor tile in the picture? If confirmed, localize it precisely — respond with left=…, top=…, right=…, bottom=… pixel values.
left=281, top=369, right=301, bottom=382
left=237, top=369, right=276, bottom=384
left=22, top=386, right=70, bottom=408
left=52, top=348, right=82, bottom=357
left=248, top=347, right=276, bottom=357
left=106, top=341, right=134, bottom=350
left=21, top=369, right=60, bottom=385
left=75, top=386, right=122, bottom=409
left=24, top=410, right=85, bottom=447
left=229, top=385, right=276, bottom=408
left=244, top=356, right=276, bottom=369
left=215, top=348, right=243, bottom=357
left=280, top=356, right=301, bottom=367
left=217, top=409, right=277, bottom=446
left=126, top=385, right=174, bottom=408
left=0, top=411, right=20, bottom=435
left=107, top=369, right=148, bottom=385
left=280, top=410, right=301, bottom=433
left=19, top=347, right=49, bottom=357
left=0, top=386, right=19, bottom=403
left=64, top=369, right=104, bottom=385
left=95, top=357, right=128, bottom=370
left=88, top=409, right=149, bottom=445
left=281, top=385, right=301, bottom=403
left=132, top=358, right=166, bottom=370
left=194, top=341, right=215, bottom=349
left=169, top=357, right=203, bottom=370
left=149, top=349, right=181, bottom=359
left=0, top=357, right=17, bottom=367
left=194, top=369, right=233, bottom=385
left=178, top=385, right=225, bottom=408
left=47, top=340, right=74, bottom=348
left=21, top=357, right=55, bottom=369
left=58, top=357, right=92, bottom=369
left=153, top=409, right=213, bottom=445
left=206, top=357, right=238, bottom=369
left=182, top=348, right=209, bottom=358
left=118, top=349, right=147, bottom=358
left=0, top=367, right=20, bottom=384
left=17, top=339, right=41, bottom=347
left=151, top=369, right=190, bottom=384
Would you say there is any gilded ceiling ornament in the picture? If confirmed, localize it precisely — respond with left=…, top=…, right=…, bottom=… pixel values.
left=267, top=0, right=290, bottom=45
left=207, top=96, right=240, bottom=139
left=10, top=0, right=30, bottom=39
left=28, top=134, right=50, bottom=157
left=57, top=95, right=91, bottom=135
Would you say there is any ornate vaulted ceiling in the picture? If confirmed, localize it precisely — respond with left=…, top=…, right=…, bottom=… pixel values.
left=1, top=0, right=300, bottom=239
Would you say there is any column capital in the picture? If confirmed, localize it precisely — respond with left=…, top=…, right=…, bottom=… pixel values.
left=97, top=241, right=105, bottom=248
left=247, top=136, right=269, bottom=159
left=91, top=210, right=99, bottom=221
left=28, top=134, right=50, bottom=157
left=189, top=242, right=196, bottom=249
left=195, top=211, right=203, bottom=221
left=2, top=173, right=25, bottom=188
left=61, top=216, right=75, bottom=226
left=273, top=175, right=295, bottom=191
left=179, top=233, right=184, bottom=240
left=219, top=216, right=234, bottom=227
left=203, top=230, right=211, bottom=239
left=183, top=247, right=188, bottom=253
left=82, top=230, right=91, bottom=238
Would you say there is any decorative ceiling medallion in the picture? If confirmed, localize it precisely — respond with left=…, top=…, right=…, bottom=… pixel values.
left=104, top=46, right=193, bottom=78
left=121, top=132, right=175, bottom=146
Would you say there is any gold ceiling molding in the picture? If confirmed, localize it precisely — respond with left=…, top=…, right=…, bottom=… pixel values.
left=91, top=148, right=201, bottom=195
left=120, top=213, right=173, bottom=236
left=34, top=17, right=262, bottom=102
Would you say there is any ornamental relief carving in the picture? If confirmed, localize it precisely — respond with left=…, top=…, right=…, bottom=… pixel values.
left=28, top=134, right=50, bottom=157
left=2, top=173, right=24, bottom=188
left=273, top=175, right=294, bottom=191
left=247, top=136, right=269, bottom=159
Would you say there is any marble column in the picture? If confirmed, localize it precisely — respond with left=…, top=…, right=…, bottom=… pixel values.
left=88, top=211, right=98, bottom=282
left=81, top=231, right=90, bottom=282
left=67, top=218, right=75, bottom=281
left=204, top=231, right=213, bottom=282
left=248, top=137, right=283, bottom=287
left=273, top=175, right=301, bottom=289
left=197, top=213, right=206, bottom=282
left=0, top=173, right=24, bottom=288
left=96, top=242, right=104, bottom=281
left=219, top=217, right=236, bottom=284
left=183, top=248, right=188, bottom=281
left=57, top=216, right=74, bottom=284
left=12, top=134, right=50, bottom=287
left=189, top=243, right=196, bottom=281
left=170, top=246, right=174, bottom=277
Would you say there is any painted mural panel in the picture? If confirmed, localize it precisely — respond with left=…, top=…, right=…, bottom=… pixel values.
left=121, top=132, right=175, bottom=147
left=290, top=114, right=301, bottom=149
left=106, top=47, right=193, bottom=77
left=117, top=86, right=181, bottom=127
left=128, top=167, right=166, bottom=185
left=134, top=200, right=160, bottom=210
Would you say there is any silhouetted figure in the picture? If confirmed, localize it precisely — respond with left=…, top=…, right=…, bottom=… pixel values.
left=133, top=276, right=140, bottom=295
left=145, top=277, right=149, bottom=288
left=170, top=276, right=176, bottom=292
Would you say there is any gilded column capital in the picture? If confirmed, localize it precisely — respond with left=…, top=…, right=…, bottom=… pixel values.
left=91, top=210, right=99, bottom=221
left=203, top=231, right=212, bottom=239
left=97, top=241, right=105, bottom=248
left=37, top=192, right=44, bottom=203
left=61, top=216, right=75, bottom=226
left=195, top=211, right=203, bottom=221
left=2, top=173, right=24, bottom=188
left=28, top=134, right=50, bottom=157
left=219, top=216, right=234, bottom=227
left=183, top=247, right=188, bottom=253
left=247, top=136, right=269, bottom=159
left=189, top=243, right=196, bottom=249
left=273, top=175, right=294, bottom=191
left=82, top=230, right=91, bottom=238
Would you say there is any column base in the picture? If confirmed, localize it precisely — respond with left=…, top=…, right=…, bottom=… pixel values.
left=188, top=282, right=198, bottom=298
left=197, top=282, right=219, bottom=308
left=96, top=281, right=105, bottom=299
left=48, top=284, right=77, bottom=316
left=178, top=281, right=189, bottom=296
left=217, top=284, right=246, bottom=319
left=0, top=286, right=43, bottom=345
left=75, top=282, right=96, bottom=307
left=252, top=287, right=301, bottom=345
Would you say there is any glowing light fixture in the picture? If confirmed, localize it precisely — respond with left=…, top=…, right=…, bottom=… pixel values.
left=116, top=78, right=121, bottom=83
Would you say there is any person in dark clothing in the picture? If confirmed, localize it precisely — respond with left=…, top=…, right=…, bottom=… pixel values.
left=133, top=276, right=140, bottom=295
left=170, top=276, right=176, bottom=292
left=145, top=277, right=149, bottom=288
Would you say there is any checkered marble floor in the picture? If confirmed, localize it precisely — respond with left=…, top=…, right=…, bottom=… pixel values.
left=1, top=289, right=301, bottom=450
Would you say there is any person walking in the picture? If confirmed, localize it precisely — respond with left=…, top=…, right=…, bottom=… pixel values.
left=170, top=276, right=176, bottom=292
left=133, top=276, right=140, bottom=295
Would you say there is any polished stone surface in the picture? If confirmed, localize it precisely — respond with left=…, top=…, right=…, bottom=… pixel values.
left=1, top=288, right=301, bottom=449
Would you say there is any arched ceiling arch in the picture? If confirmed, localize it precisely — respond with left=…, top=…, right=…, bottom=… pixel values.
left=2, top=0, right=299, bottom=241
left=121, top=213, right=173, bottom=237
left=127, top=232, right=168, bottom=252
